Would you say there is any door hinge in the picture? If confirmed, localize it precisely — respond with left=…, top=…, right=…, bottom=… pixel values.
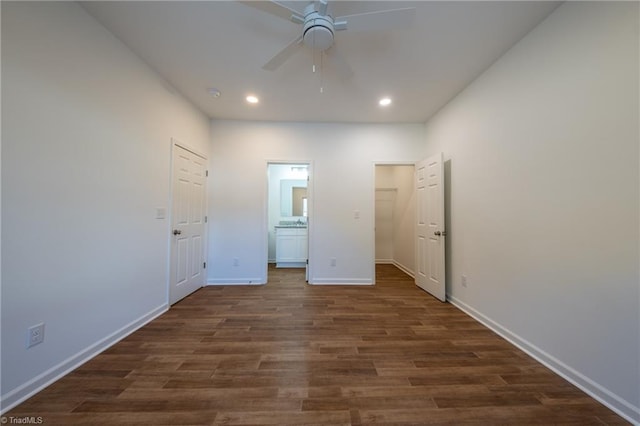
left=203, top=262, right=207, bottom=269
left=206, top=170, right=209, bottom=177
left=205, top=216, right=208, bottom=223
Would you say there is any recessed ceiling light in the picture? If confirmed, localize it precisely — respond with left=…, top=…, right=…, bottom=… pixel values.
left=379, top=97, right=392, bottom=107
left=207, top=88, right=221, bottom=98
left=246, top=95, right=259, bottom=104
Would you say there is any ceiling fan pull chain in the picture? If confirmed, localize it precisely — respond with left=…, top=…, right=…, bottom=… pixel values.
left=320, top=51, right=324, bottom=94
left=312, top=26, right=316, bottom=73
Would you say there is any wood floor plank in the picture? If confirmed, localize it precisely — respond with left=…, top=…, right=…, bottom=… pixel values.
left=4, top=264, right=629, bottom=425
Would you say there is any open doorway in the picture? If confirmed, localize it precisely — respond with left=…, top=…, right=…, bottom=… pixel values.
left=267, top=163, right=310, bottom=282
left=374, top=164, right=416, bottom=277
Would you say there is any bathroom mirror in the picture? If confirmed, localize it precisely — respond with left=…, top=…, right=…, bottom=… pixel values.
left=281, top=179, right=307, bottom=217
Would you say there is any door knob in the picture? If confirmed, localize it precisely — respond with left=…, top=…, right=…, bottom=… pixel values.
left=434, top=230, right=447, bottom=236
left=173, top=229, right=182, bottom=235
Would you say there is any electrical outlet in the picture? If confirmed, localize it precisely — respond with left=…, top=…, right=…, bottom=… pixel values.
left=233, top=258, right=239, bottom=267
left=27, top=323, right=45, bottom=348
left=461, top=274, right=468, bottom=288
left=330, top=258, right=337, bottom=267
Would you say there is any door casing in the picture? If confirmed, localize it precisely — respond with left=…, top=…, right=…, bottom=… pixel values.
left=265, top=161, right=313, bottom=283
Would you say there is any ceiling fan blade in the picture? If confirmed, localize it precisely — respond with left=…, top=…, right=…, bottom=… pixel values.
left=335, top=7, right=415, bottom=32
left=325, top=45, right=353, bottom=80
left=263, top=35, right=304, bottom=71
left=238, top=1, right=304, bottom=23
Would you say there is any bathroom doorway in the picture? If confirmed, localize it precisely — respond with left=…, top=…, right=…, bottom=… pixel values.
left=374, top=164, right=416, bottom=277
left=267, top=162, right=311, bottom=282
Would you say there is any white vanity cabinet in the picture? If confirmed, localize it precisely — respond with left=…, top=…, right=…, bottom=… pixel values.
left=275, top=227, right=307, bottom=268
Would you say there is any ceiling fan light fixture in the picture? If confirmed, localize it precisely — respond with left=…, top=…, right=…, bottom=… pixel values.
left=302, top=3, right=335, bottom=51
left=379, top=97, right=392, bottom=107
left=242, top=0, right=416, bottom=77
left=246, top=95, right=259, bottom=104
left=303, top=24, right=334, bottom=51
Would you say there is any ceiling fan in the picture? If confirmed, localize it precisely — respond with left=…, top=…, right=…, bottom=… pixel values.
left=240, top=0, right=415, bottom=79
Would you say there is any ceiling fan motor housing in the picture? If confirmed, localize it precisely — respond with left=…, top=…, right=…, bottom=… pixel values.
left=302, top=8, right=334, bottom=51
left=248, top=0, right=414, bottom=73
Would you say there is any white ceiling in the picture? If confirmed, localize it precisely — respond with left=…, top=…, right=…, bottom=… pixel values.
left=81, top=1, right=560, bottom=123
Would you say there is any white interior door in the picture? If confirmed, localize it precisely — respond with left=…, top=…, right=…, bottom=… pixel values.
left=170, top=144, right=207, bottom=305
left=415, top=153, right=446, bottom=301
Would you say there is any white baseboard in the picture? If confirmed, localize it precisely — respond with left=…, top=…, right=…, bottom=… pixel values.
left=448, top=295, right=640, bottom=425
left=206, top=278, right=265, bottom=285
left=309, top=278, right=373, bottom=285
left=392, top=260, right=414, bottom=278
left=0, top=303, right=168, bottom=414
left=275, top=262, right=306, bottom=268
left=375, top=259, right=415, bottom=279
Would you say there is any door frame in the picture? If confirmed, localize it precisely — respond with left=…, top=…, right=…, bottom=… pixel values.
left=372, top=161, right=416, bottom=285
left=264, top=160, right=314, bottom=283
left=167, top=138, right=208, bottom=304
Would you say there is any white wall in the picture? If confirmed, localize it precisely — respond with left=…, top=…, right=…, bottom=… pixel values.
left=1, top=2, right=210, bottom=411
left=375, top=167, right=396, bottom=262
left=208, top=121, right=425, bottom=285
left=391, top=166, right=415, bottom=274
left=422, top=2, right=639, bottom=422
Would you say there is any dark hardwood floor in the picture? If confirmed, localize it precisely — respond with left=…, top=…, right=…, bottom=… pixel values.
left=5, top=265, right=629, bottom=425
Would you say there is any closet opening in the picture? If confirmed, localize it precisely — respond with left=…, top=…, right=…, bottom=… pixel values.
left=374, top=164, right=416, bottom=278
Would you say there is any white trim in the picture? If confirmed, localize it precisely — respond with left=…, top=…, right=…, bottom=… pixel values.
left=0, top=304, right=168, bottom=414
left=375, top=260, right=414, bottom=278
left=275, top=262, right=306, bottom=268
left=265, top=160, right=314, bottom=284
left=372, top=161, right=418, bottom=288
left=206, top=279, right=265, bottom=285
left=448, top=295, right=640, bottom=425
left=165, top=139, right=174, bottom=306
left=309, top=278, right=373, bottom=285
left=374, top=160, right=421, bottom=165
left=392, top=260, right=414, bottom=278
left=171, top=137, right=207, bottom=160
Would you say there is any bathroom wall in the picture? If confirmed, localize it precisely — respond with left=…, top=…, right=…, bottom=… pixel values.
left=267, top=163, right=308, bottom=263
